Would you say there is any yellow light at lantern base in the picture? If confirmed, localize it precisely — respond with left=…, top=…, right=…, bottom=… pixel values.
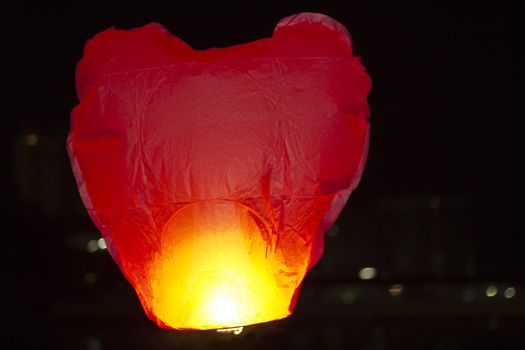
left=146, top=202, right=293, bottom=330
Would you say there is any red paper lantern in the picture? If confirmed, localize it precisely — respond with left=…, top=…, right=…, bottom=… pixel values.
left=68, top=12, right=371, bottom=330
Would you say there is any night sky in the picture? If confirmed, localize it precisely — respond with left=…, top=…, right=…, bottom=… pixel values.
left=3, top=1, right=524, bottom=349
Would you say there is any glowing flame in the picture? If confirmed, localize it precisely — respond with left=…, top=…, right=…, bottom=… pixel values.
left=206, top=293, right=240, bottom=325
left=145, top=202, right=294, bottom=330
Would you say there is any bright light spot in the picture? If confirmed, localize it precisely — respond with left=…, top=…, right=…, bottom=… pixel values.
left=485, top=285, right=498, bottom=297
left=86, top=239, right=98, bottom=253
left=25, top=133, right=39, bottom=146
left=217, top=326, right=243, bottom=335
left=389, top=284, right=404, bottom=296
left=97, top=238, right=107, bottom=250
left=504, top=287, right=516, bottom=299
left=205, top=293, right=240, bottom=325
left=358, top=267, right=377, bottom=280
left=84, top=272, right=97, bottom=284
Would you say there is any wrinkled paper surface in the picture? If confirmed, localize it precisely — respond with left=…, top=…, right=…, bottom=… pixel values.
left=68, top=12, right=371, bottom=329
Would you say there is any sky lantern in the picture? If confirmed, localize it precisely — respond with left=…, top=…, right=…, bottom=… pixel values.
left=67, top=12, right=371, bottom=331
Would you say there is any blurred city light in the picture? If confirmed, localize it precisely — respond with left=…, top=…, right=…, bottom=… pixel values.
left=97, top=238, right=107, bottom=250
left=485, top=285, right=498, bottom=297
left=504, top=287, right=516, bottom=299
left=358, top=267, right=377, bottom=280
left=389, top=284, right=404, bottom=296
left=86, top=239, right=98, bottom=253
left=24, top=133, right=39, bottom=146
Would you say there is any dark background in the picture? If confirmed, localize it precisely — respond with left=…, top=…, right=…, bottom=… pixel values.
left=3, top=1, right=523, bottom=349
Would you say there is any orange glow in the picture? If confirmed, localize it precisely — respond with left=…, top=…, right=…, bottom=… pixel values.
left=146, top=202, right=292, bottom=330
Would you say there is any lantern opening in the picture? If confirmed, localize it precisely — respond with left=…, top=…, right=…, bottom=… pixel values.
left=146, top=202, right=293, bottom=330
